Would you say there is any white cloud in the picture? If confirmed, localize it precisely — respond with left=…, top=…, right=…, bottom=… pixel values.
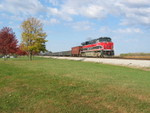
left=115, top=28, right=142, bottom=33
left=47, top=7, right=73, bottom=21
left=0, top=0, right=150, bottom=27
left=0, top=0, right=45, bottom=15
left=70, top=21, right=93, bottom=31
left=48, top=7, right=60, bottom=15
left=39, top=17, right=59, bottom=25
left=61, top=6, right=78, bottom=15
left=0, top=13, right=24, bottom=24
left=49, top=18, right=59, bottom=24
left=0, top=4, right=3, bottom=9
left=48, top=0, right=66, bottom=6
left=99, top=26, right=142, bottom=34
left=80, top=5, right=106, bottom=19
left=59, top=0, right=109, bottom=19
left=116, top=0, right=150, bottom=26
left=58, top=0, right=150, bottom=26
left=120, top=0, right=150, bottom=7
left=48, top=0, right=59, bottom=6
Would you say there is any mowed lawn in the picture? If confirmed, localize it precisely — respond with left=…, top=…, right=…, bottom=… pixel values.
left=0, top=57, right=150, bottom=113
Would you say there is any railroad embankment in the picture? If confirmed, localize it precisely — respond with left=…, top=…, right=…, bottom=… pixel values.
left=48, top=56, right=150, bottom=69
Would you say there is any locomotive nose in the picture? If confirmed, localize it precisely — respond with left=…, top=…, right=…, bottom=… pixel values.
left=104, top=42, right=113, bottom=49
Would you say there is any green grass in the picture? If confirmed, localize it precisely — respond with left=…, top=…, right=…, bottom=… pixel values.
left=0, top=57, right=150, bottom=113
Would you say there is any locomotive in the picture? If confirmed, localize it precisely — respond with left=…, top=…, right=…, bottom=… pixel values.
left=50, top=37, right=114, bottom=57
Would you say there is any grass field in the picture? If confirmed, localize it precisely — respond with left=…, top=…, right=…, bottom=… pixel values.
left=120, top=53, right=150, bottom=59
left=0, top=57, right=150, bottom=113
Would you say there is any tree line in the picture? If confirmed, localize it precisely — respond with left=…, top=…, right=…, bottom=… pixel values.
left=0, top=17, right=47, bottom=60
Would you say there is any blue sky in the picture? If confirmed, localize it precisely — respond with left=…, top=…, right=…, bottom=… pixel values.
left=0, top=0, right=150, bottom=55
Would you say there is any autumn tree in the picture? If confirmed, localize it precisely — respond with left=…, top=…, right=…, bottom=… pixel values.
left=0, top=27, right=18, bottom=60
left=16, top=44, right=27, bottom=56
left=21, top=17, right=47, bottom=60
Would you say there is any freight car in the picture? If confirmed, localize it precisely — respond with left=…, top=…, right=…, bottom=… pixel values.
left=51, top=51, right=71, bottom=56
left=71, top=46, right=82, bottom=57
left=50, top=37, right=114, bottom=57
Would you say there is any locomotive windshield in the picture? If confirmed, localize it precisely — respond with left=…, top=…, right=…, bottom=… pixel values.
left=99, top=37, right=111, bottom=42
left=81, top=40, right=96, bottom=45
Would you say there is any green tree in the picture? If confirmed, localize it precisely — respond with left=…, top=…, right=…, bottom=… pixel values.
left=21, top=17, right=47, bottom=60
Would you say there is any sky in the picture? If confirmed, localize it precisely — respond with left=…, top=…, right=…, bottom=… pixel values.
left=0, top=0, right=150, bottom=55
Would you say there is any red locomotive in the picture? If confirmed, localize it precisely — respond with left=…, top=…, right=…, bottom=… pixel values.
left=72, top=37, right=114, bottom=57
left=50, top=37, right=114, bottom=57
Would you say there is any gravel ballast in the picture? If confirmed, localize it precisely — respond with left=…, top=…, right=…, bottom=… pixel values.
left=48, top=56, right=150, bottom=68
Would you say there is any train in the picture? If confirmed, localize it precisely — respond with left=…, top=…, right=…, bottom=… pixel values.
left=48, top=37, right=114, bottom=57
